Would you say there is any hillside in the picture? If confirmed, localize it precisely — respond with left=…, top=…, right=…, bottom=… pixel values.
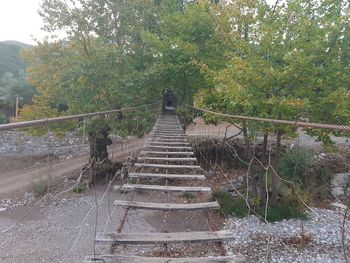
left=0, top=40, right=33, bottom=76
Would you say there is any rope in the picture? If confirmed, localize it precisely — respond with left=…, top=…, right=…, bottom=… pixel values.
left=0, top=101, right=160, bottom=131
left=183, top=103, right=350, bottom=132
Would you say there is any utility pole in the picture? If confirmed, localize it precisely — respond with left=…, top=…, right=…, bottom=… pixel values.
left=15, top=94, right=19, bottom=119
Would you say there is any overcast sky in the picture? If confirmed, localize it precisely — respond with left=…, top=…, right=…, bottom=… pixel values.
left=0, top=0, right=44, bottom=44
left=0, top=0, right=276, bottom=45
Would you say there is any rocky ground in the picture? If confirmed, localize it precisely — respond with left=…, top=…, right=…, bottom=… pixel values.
left=225, top=207, right=350, bottom=263
left=0, top=183, right=131, bottom=263
left=1, top=184, right=349, bottom=263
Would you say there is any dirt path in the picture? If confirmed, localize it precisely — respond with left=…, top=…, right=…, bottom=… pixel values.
left=0, top=138, right=144, bottom=197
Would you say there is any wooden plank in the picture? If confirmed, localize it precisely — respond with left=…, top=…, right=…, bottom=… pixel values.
left=153, top=134, right=186, bottom=137
left=153, top=135, right=187, bottom=138
left=156, top=128, right=183, bottom=130
left=153, top=139, right=188, bottom=142
left=155, top=121, right=180, bottom=124
left=138, top=157, right=197, bottom=162
left=155, top=131, right=184, bottom=134
left=140, top=151, right=194, bottom=156
left=96, top=230, right=234, bottom=244
left=134, top=163, right=200, bottom=169
left=129, top=172, right=205, bottom=180
left=84, top=255, right=245, bottom=263
left=154, top=129, right=185, bottom=134
left=121, top=184, right=211, bottom=193
left=148, top=142, right=190, bottom=146
left=155, top=125, right=182, bottom=127
left=114, top=200, right=219, bottom=210
left=154, top=131, right=185, bottom=134
left=144, top=145, right=192, bottom=150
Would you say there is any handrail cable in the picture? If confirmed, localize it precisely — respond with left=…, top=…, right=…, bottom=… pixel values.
left=0, top=101, right=160, bottom=131
left=183, top=103, right=350, bottom=132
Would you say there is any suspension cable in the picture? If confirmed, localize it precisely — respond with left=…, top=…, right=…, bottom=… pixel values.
left=0, top=101, right=160, bottom=131
left=182, top=103, right=350, bottom=132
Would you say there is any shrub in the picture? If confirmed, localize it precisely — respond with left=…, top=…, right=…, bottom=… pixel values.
left=278, top=147, right=333, bottom=200
left=212, top=191, right=248, bottom=217
left=73, top=184, right=86, bottom=193
left=181, top=192, right=195, bottom=202
left=212, top=190, right=307, bottom=222
left=0, top=114, right=7, bottom=124
left=277, top=148, right=314, bottom=185
left=261, top=199, right=307, bottom=222
left=307, top=161, right=332, bottom=199
left=33, top=183, right=48, bottom=197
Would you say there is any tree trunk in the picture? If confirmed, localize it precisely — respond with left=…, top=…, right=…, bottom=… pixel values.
left=242, top=121, right=251, bottom=159
left=270, top=129, right=283, bottom=205
left=258, top=133, right=269, bottom=204
left=87, top=129, right=113, bottom=184
left=89, top=132, right=109, bottom=162
left=242, top=121, right=258, bottom=199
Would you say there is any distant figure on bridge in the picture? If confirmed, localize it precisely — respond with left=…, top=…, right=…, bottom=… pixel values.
left=163, top=90, right=176, bottom=111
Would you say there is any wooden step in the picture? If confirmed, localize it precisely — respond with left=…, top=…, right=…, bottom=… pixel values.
left=152, top=134, right=186, bottom=136
left=140, top=151, right=194, bottom=156
left=138, top=157, right=196, bottom=162
left=114, top=200, right=219, bottom=210
left=154, top=124, right=181, bottom=127
left=121, top=184, right=211, bottom=193
left=155, top=121, right=180, bottom=124
left=84, top=255, right=244, bottom=263
left=153, top=131, right=185, bottom=134
left=155, top=131, right=184, bottom=134
left=156, top=134, right=187, bottom=139
left=129, top=172, right=205, bottom=180
left=96, top=230, right=234, bottom=244
left=153, top=139, right=188, bottom=142
left=134, top=163, right=200, bottom=169
left=155, top=128, right=182, bottom=130
left=148, top=142, right=190, bottom=146
left=144, top=145, right=192, bottom=150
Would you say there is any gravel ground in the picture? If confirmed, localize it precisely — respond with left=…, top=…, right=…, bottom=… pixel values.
left=0, top=184, right=141, bottom=263
left=225, top=207, right=350, bottom=263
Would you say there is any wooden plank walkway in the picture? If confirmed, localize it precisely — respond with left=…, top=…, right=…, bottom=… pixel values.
left=138, top=157, right=197, bottom=162
left=144, top=145, right=193, bottom=150
left=147, top=142, right=191, bottom=145
left=96, top=230, right=235, bottom=244
left=121, top=184, right=211, bottom=193
left=114, top=200, right=219, bottom=210
left=134, top=163, right=201, bottom=169
left=129, top=172, right=205, bottom=180
left=140, top=151, right=194, bottom=156
left=89, top=113, right=244, bottom=262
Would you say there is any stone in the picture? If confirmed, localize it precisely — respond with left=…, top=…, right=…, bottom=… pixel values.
left=331, top=186, right=345, bottom=199
left=222, top=180, right=243, bottom=192
left=331, top=173, right=350, bottom=188
left=113, top=184, right=121, bottom=191
left=330, top=202, right=348, bottom=210
left=204, top=170, right=215, bottom=178
left=237, top=176, right=244, bottom=183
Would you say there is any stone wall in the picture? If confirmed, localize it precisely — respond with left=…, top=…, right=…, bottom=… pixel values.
left=0, top=131, right=87, bottom=155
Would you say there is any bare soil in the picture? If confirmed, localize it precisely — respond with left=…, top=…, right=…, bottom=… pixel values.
left=0, top=138, right=144, bottom=198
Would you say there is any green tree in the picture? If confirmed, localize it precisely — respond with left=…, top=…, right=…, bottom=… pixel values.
left=21, top=0, right=163, bottom=181
left=194, top=0, right=350, bottom=205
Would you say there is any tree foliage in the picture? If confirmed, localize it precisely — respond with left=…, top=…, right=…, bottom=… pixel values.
left=21, top=0, right=350, bottom=184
